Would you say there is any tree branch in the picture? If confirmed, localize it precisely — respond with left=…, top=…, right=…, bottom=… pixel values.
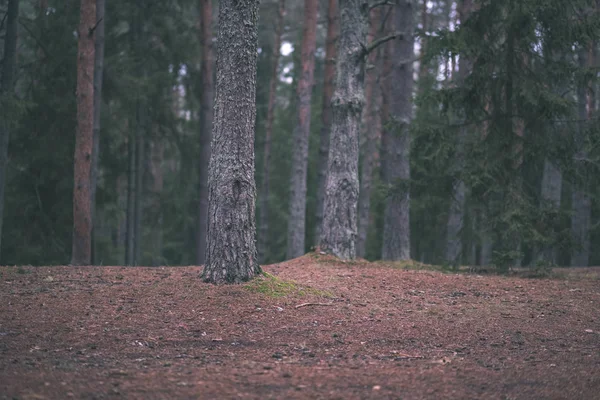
left=364, top=31, right=404, bottom=56
left=369, top=0, right=394, bottom=11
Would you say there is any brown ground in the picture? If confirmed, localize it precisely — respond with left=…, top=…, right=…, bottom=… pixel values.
left=1, top=254, right=599, bottom=400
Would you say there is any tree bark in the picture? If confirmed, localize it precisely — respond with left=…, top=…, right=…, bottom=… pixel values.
left=71, top=0, right=96, bottom=266
left=319, top=0, right=370, bottom=260
left=0, top=0, right=19, bottom=263
left=201, top=0, right=261, bottom=284
left=357, top=7, right=382, bottom=258
left=314, top=0, right=338, bottom=243
left=90, top=0, right=105, bottom=265
left=286, top=0, right=318, bottom=259
left=196, top=0, right=214, bottom=266
left=382, top=0, right=413, bottom=261
left=444, top=0, right=472, bottom=266
left=571, top=44, right=595, bottom=267
left=258, top=0, right=285, bottom=264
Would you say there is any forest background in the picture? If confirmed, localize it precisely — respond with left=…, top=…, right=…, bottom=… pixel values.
left=0, top=0, right=598, bottom=270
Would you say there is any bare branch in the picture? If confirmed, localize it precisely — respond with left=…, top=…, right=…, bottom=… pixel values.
left=369, top=0, right=394, bottom=11
left=364, top=31, right=404, bottom=56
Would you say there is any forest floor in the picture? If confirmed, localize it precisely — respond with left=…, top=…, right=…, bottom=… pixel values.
left=1, top=254, right=599, bottom=400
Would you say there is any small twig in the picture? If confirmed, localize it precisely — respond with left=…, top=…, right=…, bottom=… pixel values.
left=294, top=302, right=334, bottom=309
left=88, top=17, right=104, bottom=37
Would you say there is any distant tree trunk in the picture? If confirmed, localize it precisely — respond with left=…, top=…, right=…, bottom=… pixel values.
left=382, top=0, right=413, bottom=261
left=286, top=0, right=318, bottom=259
left=134, top=103, right=145, bottom=265
left=196, top=0, right=214, bottom=266
left=258, top=0, right=285, bottom=264
left=90, top=0, right=105, bottom=265
left=314, top=0, right=338, bottom=243
left=0, top=0, right=19, bottom=263
left=444, top=0, right=472, bottom=266
left=537, top=159, right=562, bottom=264
left=125, top=132, right=135, bottom=265
left=357, top=7, right=382, bottom=258
left=71, top=0, right=96, bottom=266
left=319, top=0, right=370, bottom=260
left=201, top=0, right=261, bottom=284
left=150, top=140, right=164, bottom=266
left=571, top=44, right=595, bottom=267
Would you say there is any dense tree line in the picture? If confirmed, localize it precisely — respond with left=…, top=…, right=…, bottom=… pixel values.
left=0, top=0, right=598, bottom=275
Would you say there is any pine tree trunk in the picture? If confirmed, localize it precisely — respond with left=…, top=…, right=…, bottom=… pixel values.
left=571, top=44, right=595, bottom=267
left=90, top=0, right=105, bottom=265
left=320, top=0, right=370, bottom=260
left=0, top=0, right=19, bottom=263
left=125, top=132, right=135, bottom=265
left=71, top=0, right=96, bottom=266
left=134, top=104, right=144, bottom=265
left=150, top=140, right=164, bottom=266
left=201, top=0, right=261, bottom=284
left=357, top=7, right=382, bottom=258
left=444, top=0, right=473, bottom=266
left=314, top=0, right=338, bottom=243
left=538, top=159, right=562, bottom=264
left=196, top=0, right=214, bottom=266
left=258, top=0, right=285, bottom=264
left=382, top=0, right=413, bottom=261
left=286, top=0, right=318, bottom=259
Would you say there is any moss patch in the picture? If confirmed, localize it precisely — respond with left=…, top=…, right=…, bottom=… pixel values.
left=244, top=272, right=333, bottom=298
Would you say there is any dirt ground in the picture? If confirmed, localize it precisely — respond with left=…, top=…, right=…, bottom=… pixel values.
left=1, top=254, right=599, bottom=400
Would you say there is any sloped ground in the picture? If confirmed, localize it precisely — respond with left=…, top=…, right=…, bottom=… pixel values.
left=1, top=254, right=599, bottom=399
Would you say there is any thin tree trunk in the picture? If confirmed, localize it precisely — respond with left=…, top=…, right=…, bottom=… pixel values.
left=357, top=7, right=382, bottom=258
left=150, top=140, right=164, bottom=266
left=258, top=0, right=285, bottom=264
left=538, top=159, right=562, bottom=264
left=444, top=0, right=472, bottom=266
left=90, top=0, right=105, bottom=265
left=382, top=0, right=413, bottom=261
left=201, top=0, right=261, bottom=284
left=286, top=0, right=318, bottom=259
left=0, top=0, right=19, bottom=263
left=133, top=103, right=144, bottom=265
left=319, top=0, right=369, bottom=260
left=571, top=44, right=595, bottom=267
left=196, top=0, right=214, bottom=265
left=71, top=0, right=96, bottom=265
left=314, top=0, right=338, bottom=243
left=125, top=132, right=135, bottom=265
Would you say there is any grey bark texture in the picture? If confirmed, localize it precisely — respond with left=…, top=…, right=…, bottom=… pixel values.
left=319, top=0, right=369, bottom=260
left=196, top=0, right=214, bottom=266
left=91, top=0, right=105, bottom=264
left=357, top=7, right=382, bottom=258
left=382, top=0, right=413, bottom=261
left=258, top=0, right=285, bottom=264
left=444, top=0, right=473, bottom=266
left=286, top=0, right=318, bottom=259
left=201, top=0, right=261, bottom=284
left=571, top=45, right=594, bottom=267
left=0, top=0, right=19, bottom=262
left=314, top=0, right=338, bottom=243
